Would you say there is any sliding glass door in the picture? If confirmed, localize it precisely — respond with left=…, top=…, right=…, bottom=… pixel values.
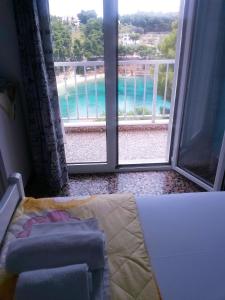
left=173, top=0, right=225, bottom=190
left=51, top=0, right=107, bottom=166
left=117, top=0, right=181, bottom=165
left=49, top=0, right=183, bottom=173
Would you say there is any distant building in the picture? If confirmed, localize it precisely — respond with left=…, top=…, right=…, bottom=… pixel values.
left=119, top=33, right=140, bottom=46
left=61, top=16, right=80, bottom=28
left=71, top=16, right=80, bottom=28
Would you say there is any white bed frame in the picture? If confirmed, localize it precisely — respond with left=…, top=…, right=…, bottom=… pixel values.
left=0, top=173, right=24, bottom=247
left=0, top=150, right=7, bottom=196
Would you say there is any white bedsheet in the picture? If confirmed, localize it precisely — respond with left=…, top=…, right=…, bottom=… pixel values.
left=136, top=192, right=225, bottom=300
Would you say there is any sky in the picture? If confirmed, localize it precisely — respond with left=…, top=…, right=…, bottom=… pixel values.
left=49, top=0, right=180, bottom=17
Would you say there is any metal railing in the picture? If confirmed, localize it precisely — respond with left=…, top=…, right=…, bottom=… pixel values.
left=54, top=59, right=175, bottom=123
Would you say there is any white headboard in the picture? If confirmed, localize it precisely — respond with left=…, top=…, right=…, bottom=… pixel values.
left=0, top=173, right=24, bottom=247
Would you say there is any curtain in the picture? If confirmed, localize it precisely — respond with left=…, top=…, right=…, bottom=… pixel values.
left=13, top=0, right=68, bottom=193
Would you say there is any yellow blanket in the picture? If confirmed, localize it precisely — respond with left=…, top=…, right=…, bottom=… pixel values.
left=0, top=193, right=161, bottom=300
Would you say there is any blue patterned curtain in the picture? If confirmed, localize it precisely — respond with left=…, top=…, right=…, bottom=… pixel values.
left=13, top=0, right=68, bottom=192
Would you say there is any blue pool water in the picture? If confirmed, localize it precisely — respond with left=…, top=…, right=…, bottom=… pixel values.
left=59, top=77, right=171, bottom=119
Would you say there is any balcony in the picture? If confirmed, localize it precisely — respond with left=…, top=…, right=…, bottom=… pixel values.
left=54, top=59, right=175, bottom=164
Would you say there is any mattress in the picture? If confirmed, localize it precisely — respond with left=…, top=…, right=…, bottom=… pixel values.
left=51, top=192, right=225, bottom=300
left=137, top=192, right=225, bottom=300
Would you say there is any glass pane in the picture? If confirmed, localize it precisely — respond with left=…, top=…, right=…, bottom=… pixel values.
left=117, top=0, right=181, bottom=164
left=49, top=0, right=106, bottom=163
left=178, top=1, right=225, bottom=185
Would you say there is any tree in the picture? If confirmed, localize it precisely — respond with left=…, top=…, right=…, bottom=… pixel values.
left=51, top=16, right=72, bottom=61
left=72, top=39, right=83, bottom=60
left=157, top=21, right=178, bottom=99
left=77, top=10, right=97, bottom=24
left=159, top=21, right=178, bottom=58
left=118, top=45, right=135, bottom=57
left=158, top=68, right=174, bottom=100
left=136, top=45, right=155, bottom=59
left=120, top=12, right=177, bottom=33
left=50, top=11, right=178, bottom=63
left=130, top=32, right=140, bottom=44
left=50, top=12, right=104, bottom=61
left=82, top=18, right=104, bottom=59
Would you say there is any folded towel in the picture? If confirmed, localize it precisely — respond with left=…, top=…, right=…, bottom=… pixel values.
left=31, top=218, right=109, bottom=300
left=92, top=269, right=104, bottom=300
left=30, top=218, right=99, bottom=237
left=6, top=231, right=105, bottom=273
left=15, top=264, right=92, bottom=300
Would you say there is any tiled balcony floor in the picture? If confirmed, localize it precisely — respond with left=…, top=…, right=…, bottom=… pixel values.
left=26, top=127, right=203, bottom=198
left=67, top=170, right=203, bottom=197
left=64, top=128, right=169, bottom=164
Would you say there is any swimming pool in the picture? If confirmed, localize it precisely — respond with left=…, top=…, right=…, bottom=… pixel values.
left=58, top=77, right=171, bottom=120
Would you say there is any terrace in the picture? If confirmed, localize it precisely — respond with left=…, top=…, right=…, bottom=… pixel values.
left=55, top=59, right=175, bottom=164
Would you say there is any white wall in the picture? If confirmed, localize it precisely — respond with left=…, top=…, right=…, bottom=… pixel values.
left=0, top=0, right=31, bottom=185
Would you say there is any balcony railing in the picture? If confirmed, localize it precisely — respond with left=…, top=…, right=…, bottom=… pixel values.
left=54, top=59, right=175, bottom=124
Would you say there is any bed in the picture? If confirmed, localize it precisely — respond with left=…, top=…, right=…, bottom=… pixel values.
left=0, top=173, right=225, bottom=300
